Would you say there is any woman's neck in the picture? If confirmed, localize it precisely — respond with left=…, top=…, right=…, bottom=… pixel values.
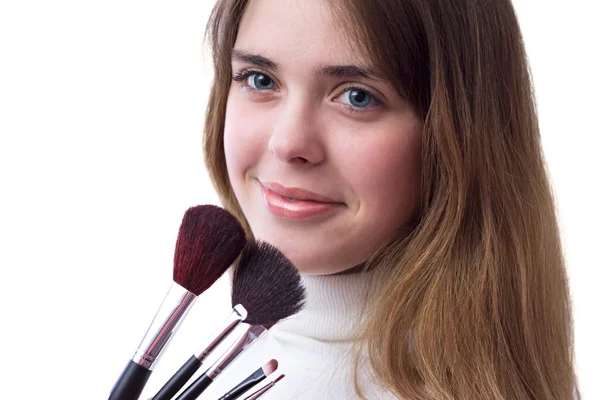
left=271, top=271, right=373, bottom=342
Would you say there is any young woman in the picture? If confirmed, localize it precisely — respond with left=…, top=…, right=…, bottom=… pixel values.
left=198, top=0, right=579, bottom=398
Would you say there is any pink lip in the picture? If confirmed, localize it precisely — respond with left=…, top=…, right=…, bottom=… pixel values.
left=261, top=182, right=340, bottom=203
left=260, top=181, right=344, bottom=221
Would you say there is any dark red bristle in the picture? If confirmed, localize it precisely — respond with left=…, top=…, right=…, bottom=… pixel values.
left=273, top=374, right=285, bottom=384
left=232, top=240, right=306, bottom=327
left=173, top=205, right=246, bottom=296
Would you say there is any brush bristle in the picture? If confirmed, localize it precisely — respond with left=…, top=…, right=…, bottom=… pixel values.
left=231, top=240, right=306, bottom=327
left=273, top=374, right=285, bottom=384
left=262, top=359, right=278, bottom=376
left=173, top=205, right=246, bottom=296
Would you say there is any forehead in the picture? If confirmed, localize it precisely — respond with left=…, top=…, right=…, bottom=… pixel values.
left=235, top=0, right=368, bottom=69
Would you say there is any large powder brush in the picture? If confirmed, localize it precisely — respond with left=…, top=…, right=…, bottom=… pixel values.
left=108, top=205, right=246, bottom=400
left=155, top=239, right=306, bottom=400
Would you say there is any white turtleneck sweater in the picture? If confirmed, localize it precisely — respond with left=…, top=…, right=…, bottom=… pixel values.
left=148, top=273, right=397, bottom=400
left=137, top=272, right=577, bottom=400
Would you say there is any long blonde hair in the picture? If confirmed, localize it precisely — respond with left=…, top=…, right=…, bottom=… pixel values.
left=202, top=0, right=578, bottom=398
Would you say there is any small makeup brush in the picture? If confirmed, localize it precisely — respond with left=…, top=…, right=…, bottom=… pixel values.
left=173, top=240, right=306, bottom=400
left=241, top=374, right=285, bottom=400
left=152, top=240, right=305, bottom=400
left=108, top=205, right=246, bottom=400
left=216, top=359, right=278, bottom=400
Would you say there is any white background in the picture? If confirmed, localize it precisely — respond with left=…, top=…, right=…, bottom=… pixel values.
left=0, top=1, right=597, bottom=399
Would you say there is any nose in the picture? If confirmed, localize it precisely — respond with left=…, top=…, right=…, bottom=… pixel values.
left=267, top=100, right=326, bottom=166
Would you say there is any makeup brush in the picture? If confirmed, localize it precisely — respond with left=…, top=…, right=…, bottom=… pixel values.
left=241, top=374, right=285, bottom=400
left=152, top=240, right=305, bottom=400
left=173, top=240, right=306, bottom=400
left=232, top=240, right=306, bottom=327
left=108, top=205, right=246, bottom=400
left=151, top=304, right=248, bottom=400
left=216, top=359, right=278, bottom=400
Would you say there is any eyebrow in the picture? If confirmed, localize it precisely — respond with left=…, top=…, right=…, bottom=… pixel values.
left=231, top=49, right=385, bottom=81
left=319, top=65, right=384, bottom=81
left=232, top=49, right=279, bottom=70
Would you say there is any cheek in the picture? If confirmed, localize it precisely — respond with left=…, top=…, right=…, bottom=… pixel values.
left=223, top=90, right=268, bottom=184
left=341, top=123, right=422, bottom=215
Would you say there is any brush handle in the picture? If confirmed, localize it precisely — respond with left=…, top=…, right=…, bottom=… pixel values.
left=152, top=356, right=202, bottom=400
left=174, top=373, right=213, bottom=400
left=108, top=360, right=152, bottom=400
left=217, top=368, right=266, bottom=400
left=240, top=382, right=275, bottom=400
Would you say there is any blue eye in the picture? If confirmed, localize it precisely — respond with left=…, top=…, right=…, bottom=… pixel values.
left=232, top=70, right=277, bottom=91
left=248, top=73, right=274, bottom=90
left=340, top=88, right=373, bottom=108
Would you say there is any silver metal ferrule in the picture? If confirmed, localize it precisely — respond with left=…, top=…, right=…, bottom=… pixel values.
left=205, top=323, right=267, bottom=380
left=193, top=304, right=248, bottom=362
left=241, top=382, right=275, bottom=400
left=132, top=282, right=197, bottom=369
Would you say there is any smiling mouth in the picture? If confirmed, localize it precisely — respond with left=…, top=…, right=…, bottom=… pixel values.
left=259, top=181, right=342, bottom=203
left=259, top=183, right=344, bottom=221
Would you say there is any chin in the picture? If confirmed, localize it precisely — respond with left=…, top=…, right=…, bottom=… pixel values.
left=246, top=212, right=367, bottom=275
left=294, top=262, right=337, bottom=276
left=262, top=240, right=359, bottom=276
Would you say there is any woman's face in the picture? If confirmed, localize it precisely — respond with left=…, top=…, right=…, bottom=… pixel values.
left=224, top=0, right=423, bottom=275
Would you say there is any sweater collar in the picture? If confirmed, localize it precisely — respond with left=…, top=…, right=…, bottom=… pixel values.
left=271, top=272, right=373, bottom=342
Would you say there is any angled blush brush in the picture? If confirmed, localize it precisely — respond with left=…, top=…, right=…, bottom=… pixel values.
left=152, top=240, right=305, bottom=400
left=173, top=240, right=306, bottom=400
left=241, top=374, right=285, bottom=400
left=231, top=240, right=306, bottom=327
left=216, top=359, right=278, bottom=400
left=108, top=205, right=246, bottom=400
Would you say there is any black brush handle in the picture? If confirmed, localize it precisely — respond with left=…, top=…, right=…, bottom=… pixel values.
left=217, top=369, right=266, bottom=400
left=153, top=355, right=202, bottom=400
left=175, top=373, right=213, bottom=400
left=108, top=360, right=152, bottom=400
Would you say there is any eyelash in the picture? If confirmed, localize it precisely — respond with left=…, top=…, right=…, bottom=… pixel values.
left=231, top=68, right=384, bottom=113
left=337, top=84, right=383, bottom=112
left=232, top=69, right=277, bottom=90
